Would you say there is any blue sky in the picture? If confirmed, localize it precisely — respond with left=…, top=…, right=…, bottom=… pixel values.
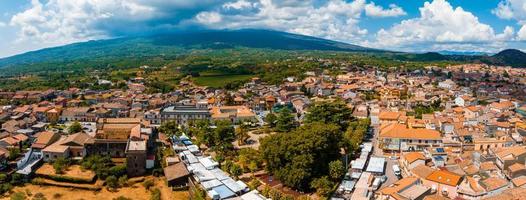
left=1, top=0, right=526, bottom=58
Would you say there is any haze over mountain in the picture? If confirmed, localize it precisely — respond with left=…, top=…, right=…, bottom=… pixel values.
left=0, top=29, right=377, bottom=68
left=1, top=29, right=526, bottom=73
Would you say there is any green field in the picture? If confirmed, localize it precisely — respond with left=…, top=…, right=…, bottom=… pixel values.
left=192, top=74, right=253, bottom=87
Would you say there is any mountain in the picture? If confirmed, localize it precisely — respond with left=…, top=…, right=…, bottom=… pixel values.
left=489, top=49, right=526, bottom=67
left=437, top=51, right=489, bottom=56
left=0, top=29, right=378, bottom=69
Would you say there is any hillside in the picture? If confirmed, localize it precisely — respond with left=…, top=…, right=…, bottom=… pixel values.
left=0, top=29, right=378, bottom=71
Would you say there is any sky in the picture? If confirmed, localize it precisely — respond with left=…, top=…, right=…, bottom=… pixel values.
left=0, top=0, right=526, bottom=58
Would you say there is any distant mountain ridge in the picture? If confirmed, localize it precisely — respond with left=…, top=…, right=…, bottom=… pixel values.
left=0, top=29, right=379, bottom=69
left=1, top=29, right=526, bottom=74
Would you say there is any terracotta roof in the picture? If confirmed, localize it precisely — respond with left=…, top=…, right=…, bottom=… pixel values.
left=164, top=162, right=190, bottom=182
left=378, top=177, right=420, bottom=196
left=508, top=163, right=526, bottom=173
left=411, top=164, right=435, bottom=179
left=512, top=176, right=526, bottom=187
left=379, top=111, right=402, bottom=121
left=379, top=123, right=441, bottom=140
left=481, top=177, right=508, bottom=191
left=403, top=152, right=426, bottom=164
left=425, top=170, right=462, bottom=187
left=494, top=146, right=526, bottom=161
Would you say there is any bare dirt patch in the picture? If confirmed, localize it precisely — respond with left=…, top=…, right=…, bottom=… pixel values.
left=2, top=177, right=189, bottom=200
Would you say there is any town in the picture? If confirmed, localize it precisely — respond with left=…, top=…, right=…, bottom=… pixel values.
left=1, top=62, right=526, bottom=200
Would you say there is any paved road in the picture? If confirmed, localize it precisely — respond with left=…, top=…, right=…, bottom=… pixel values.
left=371, top=125, right=399, bottom=190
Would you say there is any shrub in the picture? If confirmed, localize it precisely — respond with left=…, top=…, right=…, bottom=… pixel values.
left=52, top=158, right=69, bottom=174
left=112, top=196, right=131, bottom=200
left=33, top=193, right=46, bottom=200
left=105, top=176, right=118, bottom=190
left=150, top=188, right=161, bottom=200
left=118, top=175, right=128, bottom=187
left=109, top=165, right=127, bottom=177
left=10, top=192, right=25, bottom=200
left=142, top=178, right=154, bottom=190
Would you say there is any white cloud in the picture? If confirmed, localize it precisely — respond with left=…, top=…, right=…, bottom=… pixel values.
left=8, top=0, right=226, bottom=46
left=194, top=0, right=405, bottom=44
left=0, top=21, right=5, bottom=27
left=196, top=11, right=222, bottom=24
left=223, top=0, right=255, bottom=10
left=371, top=0, right=508, bottom=52
left=365, top=3, right=406, bottom=17
left=493, top=0, right=526, bottom=41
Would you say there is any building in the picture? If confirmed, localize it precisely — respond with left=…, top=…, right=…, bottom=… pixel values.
left=210, top=106, right=256, bottom=123
left=161, top=103, right=210, bottom=125
left=378, top=123, right=442, bottom=152
left=164, top=162, right=190, bottom=187
left=126, top=140, right=147, bottom=177
left=376, top=177, right=430, bottom=200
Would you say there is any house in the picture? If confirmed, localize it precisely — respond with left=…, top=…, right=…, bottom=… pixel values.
left=31, top=131, right=60, bottom=150
left=42, top=133, right=93, bottom=161
left=376, top=177, right=430, bottom=200
left=210, top=106, right=256, bottom=123
left=60, top=107, right=95, bottom=122
left=457, top=176, right=486, bottom=199
left=438, top=79, right=456, bottom=89
left=401, top=152, right=426, bottom=171
left=126, top=140, right=147, bottom=177
left=379, top=123, right=442, bottom=152
left=164, top=162, right=190, bottom=187
left=480, top=177, right=510, bottom=197
left=422, top=170, right=463, bottom=199
left=492, top=146, right=526, bottom=171
left=378, top=111, right=403, bottom=124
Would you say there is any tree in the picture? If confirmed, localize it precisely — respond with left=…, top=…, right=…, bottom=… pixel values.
left=229, top=164, right=243, bottom=179
left=310, top=176, right=334, bottom=197
left=8, top=148, right=20, bottom=161
left=105, top=176, right=119, bottom=190
left=159, top=120, right=179, bottom=137
left=248, top=178, right=261, bottom=190
left=264, top=113, right=277, bottom=127
left=260, top=122, right=342, bottom=190
left=118, top=175, right=128, bottom=187
left=235, top=123, right=250, bottom=145
left=68, top=121, right=82, bottom=134
left=305, top=101, right=353, bottom=130
left=328, top=160, right=345, bottom=180
left=275, top=108, right=295, bottom=132
left=53, top=157, right=69, bottom=174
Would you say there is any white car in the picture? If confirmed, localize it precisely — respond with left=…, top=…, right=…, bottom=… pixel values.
left=392, top=164, right=401, bottom=176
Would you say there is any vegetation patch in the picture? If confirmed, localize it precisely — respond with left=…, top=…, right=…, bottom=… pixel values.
left=35, top=164, right=96, bottom=183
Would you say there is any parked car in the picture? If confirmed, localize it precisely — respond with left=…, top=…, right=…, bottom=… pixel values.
left=392, top=164, right=401, bottom=176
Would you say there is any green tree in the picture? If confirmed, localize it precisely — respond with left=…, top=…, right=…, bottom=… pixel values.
left=105, top=176, right=119, bottom=190
left=260, top=122, right=342, bottom=190
left=310, top=176, right=334, bottom=197
left=305, top=101, right=353, bottom=130
left=229, top=164, right=243, bottom=179
left=118, top=175, right=128, bottom=187
left=68, top=121, right=83, bottom=134
left=53, top=157, right=69, bottom=174
left=328, top=160, right=345, bottom=180
left=159, top=120, right=179, bottom=137
left=275, top=108, right=295, bottom=132
left=235, top=123, right=250, bottom=145
left=264, top=113, right=277, bottom=127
